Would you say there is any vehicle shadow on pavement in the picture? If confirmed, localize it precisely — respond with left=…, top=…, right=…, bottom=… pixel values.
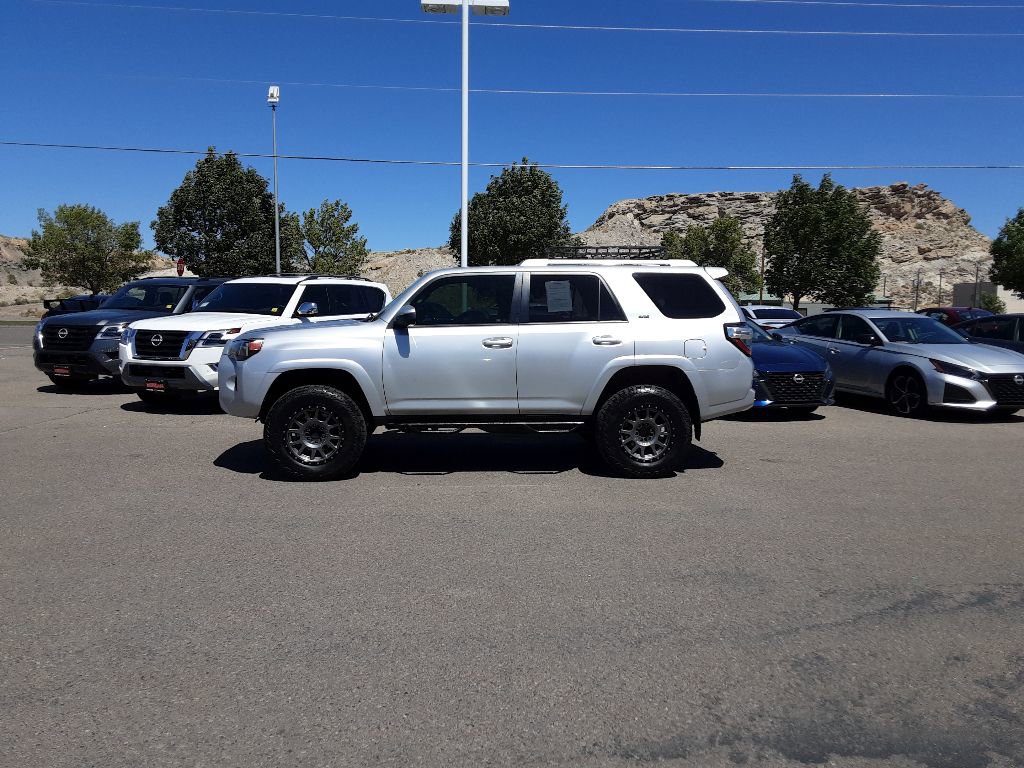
left=833, top=392, right=1024, bottom=424
left=725, top=409, right=826, bottom=423
left=214, top=432, right=724, bottom=481
left=36, top=380, right=129, bottom=396
left=119, top=395, right=224, bottom=416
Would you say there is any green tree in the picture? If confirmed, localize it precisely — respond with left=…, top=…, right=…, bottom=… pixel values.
left=448, top=159, right=576, bottom=266
left=764, top=175, right=882, bottom=311
left=300, top=199, right=369, bottom=275
left=978, top=292, right=1007, bottom=314
left=989, top=209, right=1024, bottom=298
left=661, top=217, right=762, bottom=296
left=152, top=148, right=302, bottom=277
left=22, top=204, right=151, bottom=294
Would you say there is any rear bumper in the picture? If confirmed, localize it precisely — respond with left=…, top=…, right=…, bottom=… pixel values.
left=34, top=346, right=120, bottom=377
left=701, top=389, right=756, bottom=421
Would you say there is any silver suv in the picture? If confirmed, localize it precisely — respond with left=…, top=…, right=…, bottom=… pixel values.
left=218, top=258, right=755, bottom=479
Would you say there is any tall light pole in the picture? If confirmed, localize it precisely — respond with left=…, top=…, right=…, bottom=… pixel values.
left=422, top=0, right=510, bottom=268
left=268, top=85, right=282, bottom=275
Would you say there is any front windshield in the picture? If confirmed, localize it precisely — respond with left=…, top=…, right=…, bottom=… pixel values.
left=746, top=320, right=775, bottom=343
left=195, top=283, right=295, bottom=315
left=871, top=316, right=968, bottom=345
left=102, top=283, right=188, bottom=311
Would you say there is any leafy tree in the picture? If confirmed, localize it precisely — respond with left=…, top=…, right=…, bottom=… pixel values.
left=661, top=217, right=762, bottom=295
left=448, top=158, right=576, bottom=266
left=978, top=292, right=1006, bottom=314
left=989, top=209, right=1024, bottom=298
left=764, top=175, right=881, bottom=311
left=300, top=199, right=369, bottom=275
left=22, top=204, right=151, bottom=294
left=152, top=148, right=302, bottom=277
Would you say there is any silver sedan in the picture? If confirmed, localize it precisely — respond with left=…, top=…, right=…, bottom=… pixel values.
left=774, top=310, right=1024, bottom=416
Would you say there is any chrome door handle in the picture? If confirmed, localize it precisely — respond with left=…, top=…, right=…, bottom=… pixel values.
left=592, top=335, right=622, bottom=346
left=482, top=337, right=513, bottom=349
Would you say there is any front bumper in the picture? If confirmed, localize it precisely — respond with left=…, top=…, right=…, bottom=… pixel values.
left=119, top=341, right=222, bottom=391
left=930, top=372, right=1024, bottom=411
left=218, top=358, right=263, bottom=419
left=34, top=342, right=121, bottom=378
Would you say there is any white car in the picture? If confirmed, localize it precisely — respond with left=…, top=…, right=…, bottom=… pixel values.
left=119, top=275, right=391, bottom=404
left=742, top=304, right=803, bottom=329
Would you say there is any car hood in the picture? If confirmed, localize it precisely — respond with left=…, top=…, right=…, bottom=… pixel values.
left=39, top=308, right=172, bottom=328
left=890, top=342, right=1024, bottom=372
left=751, top=341, right=827, bottom=372
left=128, top=312, right=292, bottom=332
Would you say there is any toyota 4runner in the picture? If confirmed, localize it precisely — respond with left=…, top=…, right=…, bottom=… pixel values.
left=120, top=275, right=391, bottom=404
left=218, top=256, right=755, bottom=479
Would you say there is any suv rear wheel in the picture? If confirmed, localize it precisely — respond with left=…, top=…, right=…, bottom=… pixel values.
left=595, top=384, right=691, bottom=478
left=264, top=385, right=368, bottom=480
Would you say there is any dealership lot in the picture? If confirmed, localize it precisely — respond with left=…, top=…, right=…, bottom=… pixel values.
left=1, top=324, right=1022, bottom=767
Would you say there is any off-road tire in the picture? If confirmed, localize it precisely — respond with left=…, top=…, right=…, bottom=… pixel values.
left=263, top=385, right=368, bottom=481
left=886, top=370, right=929, bottom=418
left=595, top=384, right=692, bottom=478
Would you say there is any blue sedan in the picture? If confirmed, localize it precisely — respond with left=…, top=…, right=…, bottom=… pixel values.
left=747, top=321, right=835, bottom=412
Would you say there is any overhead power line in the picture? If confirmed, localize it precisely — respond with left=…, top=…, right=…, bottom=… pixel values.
left=3, top=140, right=1023, bottom=171
left=31, top=1, right=1024, bottom=36
left=694, top=0, right=1024, bottom=8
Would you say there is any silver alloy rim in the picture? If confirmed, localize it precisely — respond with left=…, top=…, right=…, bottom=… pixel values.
left=890, top=375, right=922, bottom=415
left=285, top=405, right=344, bottom=465
left=619, top=404, right=674, bottom=463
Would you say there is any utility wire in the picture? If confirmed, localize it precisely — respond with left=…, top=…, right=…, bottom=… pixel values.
left=691, top=0, right=1024, bottom=8
left=3, top=140, right=1023, bottom=171
left=31, top=0, right=1024, bottom=36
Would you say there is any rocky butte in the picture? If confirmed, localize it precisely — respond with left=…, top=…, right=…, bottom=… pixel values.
left=579, top=182, right=993, bottom=307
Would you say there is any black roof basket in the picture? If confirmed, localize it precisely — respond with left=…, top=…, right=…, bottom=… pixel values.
left=543, top=245, right=667, bottom=260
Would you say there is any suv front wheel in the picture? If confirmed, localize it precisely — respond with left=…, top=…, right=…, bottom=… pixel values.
left=595, top=384, right=692, bottom=478
left=264, top=385, right=368, bottom=480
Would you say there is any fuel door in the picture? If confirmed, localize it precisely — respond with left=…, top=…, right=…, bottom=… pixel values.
left=684, top=339, right=707, bottom=359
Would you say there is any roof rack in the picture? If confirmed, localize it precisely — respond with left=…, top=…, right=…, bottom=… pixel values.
left=243, top=273, right=370, bottom=282
left=544, top=245, right=668, bottom=260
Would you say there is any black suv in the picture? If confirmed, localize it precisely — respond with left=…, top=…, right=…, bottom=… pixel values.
left=33, top=277, right=228, bottom=388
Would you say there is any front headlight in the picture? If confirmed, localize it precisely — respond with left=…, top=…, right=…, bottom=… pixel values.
left=98, top=323, right=126, bottom=339
left=930, top=359, right=979, bottom=380
left=120, top=327, right=136, bottom=345
left=34, top=321, right=44, bottom=347
left=226, top=337, right=264, bottom=361
left=200, top=328, right=243, bottom=347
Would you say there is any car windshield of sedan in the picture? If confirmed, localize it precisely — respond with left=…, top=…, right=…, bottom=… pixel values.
left=746, top=321, right=775, bottom=343
left=195, top=283, right=296, bottom=315
left=871, top=316, right=969, bottom=345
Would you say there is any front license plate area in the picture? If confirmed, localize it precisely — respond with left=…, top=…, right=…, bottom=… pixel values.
left=145, top=380, right=166, bottom=392
left=53, top=366, right=71, bottom=376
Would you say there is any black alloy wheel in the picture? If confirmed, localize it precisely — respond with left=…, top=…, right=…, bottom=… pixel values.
left=887, top=371, right=928, bottom=417
left=595, top=384, right=692, bottom=478
left=264, top=385, right=368, bottom=480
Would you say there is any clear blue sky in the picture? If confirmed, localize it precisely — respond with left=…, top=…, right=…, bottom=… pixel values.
left=3, top=0, right=1023, bottom=251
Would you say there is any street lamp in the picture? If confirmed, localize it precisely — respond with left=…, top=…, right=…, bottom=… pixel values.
left=267, top=85, right=282, bottom=276
left=421, top=0, right=510, bottom=268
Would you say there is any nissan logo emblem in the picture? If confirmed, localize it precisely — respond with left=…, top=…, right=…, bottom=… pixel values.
left=793, top=374, right=805, bottom=384
left=1015, top=375, right=1024, bottom=386
left=151, top=334, right=163, bottom=347
left=57, top=328, right=68, bottom=339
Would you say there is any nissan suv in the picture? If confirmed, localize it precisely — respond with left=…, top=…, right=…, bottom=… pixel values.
left=33, top=277, right=227, bottom=388
left=120, top=275, right=391, bottom=404
left=218, top=258, right=755, bottom=479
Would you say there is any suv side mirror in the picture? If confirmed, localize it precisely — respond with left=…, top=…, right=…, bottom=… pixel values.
left=391, top=304, right=417, bottom=329
left=770, top=332, right=785, bottom=342
left=296, top=301, right=319, bottom=317
left=855, top=332, right=882, bottom=346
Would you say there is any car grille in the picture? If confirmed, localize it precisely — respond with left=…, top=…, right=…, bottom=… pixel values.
left=42, top=325, right=98, bottom=351
left=762, top=372, right=826, bottom=403
left=985, top=375, right=1024, bottom=406
left=127, top=364, right=187, bottom=380
left=134, top=330, right=191, bottom=359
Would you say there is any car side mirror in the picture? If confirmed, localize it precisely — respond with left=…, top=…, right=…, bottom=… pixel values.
left=391, top=304, right=417, bottom=329
left=296, top=301, right=319, bottom=317
left=855, top=333, right=882, bottom=346
left=770, top=332, right=784, bottom=342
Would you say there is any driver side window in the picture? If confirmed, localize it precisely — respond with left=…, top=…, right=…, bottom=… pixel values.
left=410, top=275, right=516, bottom=327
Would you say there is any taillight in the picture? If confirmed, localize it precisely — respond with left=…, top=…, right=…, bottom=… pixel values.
left=724, top=323, right=753, bottom=357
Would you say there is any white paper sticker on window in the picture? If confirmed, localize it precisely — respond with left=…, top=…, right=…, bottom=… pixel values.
left=545, top=281, right=573, bottom=313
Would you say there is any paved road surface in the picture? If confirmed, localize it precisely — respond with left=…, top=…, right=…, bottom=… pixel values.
left=1, top=325, right=1022, bottom=767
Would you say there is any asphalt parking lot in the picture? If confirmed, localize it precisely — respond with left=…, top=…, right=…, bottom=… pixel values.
left=1, top=324, right=1022, bottom=768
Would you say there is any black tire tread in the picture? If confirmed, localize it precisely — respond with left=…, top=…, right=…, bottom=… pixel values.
left=594, top=384, right=692, bottom=478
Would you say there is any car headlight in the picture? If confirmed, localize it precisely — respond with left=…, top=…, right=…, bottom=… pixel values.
left=98, top=323, right=126, bottom=339
left=34, top=321, right=45, bottom=347
left=200, top=328, right=243, bottom=347
left=227, top=337, right=264, bottom=361
left=930, top=359, right=979, bottom=380
left=120, top=327, right=136, bottom=345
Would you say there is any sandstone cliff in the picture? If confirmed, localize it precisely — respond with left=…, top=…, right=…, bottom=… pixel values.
left=579, top=182, right=992, bottom=307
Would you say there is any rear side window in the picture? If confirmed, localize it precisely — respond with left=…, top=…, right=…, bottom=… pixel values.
left=527, top=274, right=625, bottom=323
left=632, top=273, right=726, bottom=319
left=328, top=284, right=386, bottom=314
left=969, top=317, right=1016, bottom=340
left=796, top=314, right=839, bottom=338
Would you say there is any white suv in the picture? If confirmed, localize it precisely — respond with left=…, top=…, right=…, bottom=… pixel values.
left=120, top=275, right=391, bottom=404
left=218, top=258, right=755, bottom=479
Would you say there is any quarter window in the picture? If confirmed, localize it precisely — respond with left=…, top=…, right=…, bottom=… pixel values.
left=632, top=273, right=726, bottom=319
left=527, top=274, right=625, bottom=323
left=410, top=275, right=516, bottom=326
